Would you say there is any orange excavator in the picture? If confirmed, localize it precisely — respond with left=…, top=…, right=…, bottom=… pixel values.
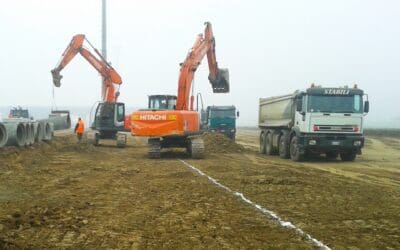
left=51, top=34, right=129, bottom=147
left=131, top=22, right=229, bottom=158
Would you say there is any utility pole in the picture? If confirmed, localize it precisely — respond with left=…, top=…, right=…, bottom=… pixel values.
left=101, top=0, right=107, bottom=60
left=101, top=0, right=107, bottom=99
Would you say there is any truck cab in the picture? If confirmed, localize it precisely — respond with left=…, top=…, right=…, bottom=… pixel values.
left=293, top=85, right=368, bottom=160
left=9, top=107, right=30, bottom=119
left=259, top=85, right=369, bottom=161
left=202, top=105, right=238, bottom=140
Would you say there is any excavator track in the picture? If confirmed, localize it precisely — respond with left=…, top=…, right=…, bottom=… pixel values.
left=189, top=137, right=205, bottom=159
left=148, top=138, right=161, bottom=159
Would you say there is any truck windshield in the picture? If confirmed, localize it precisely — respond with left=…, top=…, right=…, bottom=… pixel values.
left=209, top=110, right=235, bottom=118
left=308, top=95, right=363, bottom=113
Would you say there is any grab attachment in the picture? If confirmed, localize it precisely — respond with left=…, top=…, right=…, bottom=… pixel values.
left=51, top=69, right=63, bottom=87
left=210, top=68, right=229, bottom=93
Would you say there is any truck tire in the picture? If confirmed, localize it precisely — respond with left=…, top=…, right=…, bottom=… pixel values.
left=265, top=133, right=274, bottom=155
left=340, top=152, right=356, bottom=161
left=279, top=135, right=290, bottom=159
left=259, top=132, right=266, bottom=154
left=290, top=136, right=304, bottom=161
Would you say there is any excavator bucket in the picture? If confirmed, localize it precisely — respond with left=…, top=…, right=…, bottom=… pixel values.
left=210, top=68, right=229, bottom=93
left=51, top=69, right=63, bottom=87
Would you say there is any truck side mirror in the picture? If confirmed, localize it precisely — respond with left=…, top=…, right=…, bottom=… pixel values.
left=364, top=100, right=369, bottom=113
left=236, top=111, right=240, bottom=117
left=296, top=98, right=303, bottom=112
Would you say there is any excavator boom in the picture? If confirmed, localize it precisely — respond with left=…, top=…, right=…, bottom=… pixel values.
left=51, top=34, right=122, bottom=102
left=176, top=22, right=229, bottom=110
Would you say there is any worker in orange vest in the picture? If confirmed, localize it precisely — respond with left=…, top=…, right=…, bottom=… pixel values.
left=74, top=117, right=85, bottom=142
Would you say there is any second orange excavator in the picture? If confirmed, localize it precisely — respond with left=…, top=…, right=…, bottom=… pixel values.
left=51, top=34, right=129, bottom=147
left=131, top=22, right=229, bottom=158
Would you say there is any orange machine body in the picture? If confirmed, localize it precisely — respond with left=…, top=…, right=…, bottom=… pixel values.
left=131, top=110, right=199, bottom=137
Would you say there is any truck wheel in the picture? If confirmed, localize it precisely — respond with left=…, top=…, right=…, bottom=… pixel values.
left=259, top=132, right=266, bottom=154
left=290, top=136, right=304, bottom=161
left=326, top=152, right=338, bottom=160
left=340, top=152, right=356, bottom=161
left=265, top=133, right=274, bottom=155
left=279, top=135, right=290, bottom=159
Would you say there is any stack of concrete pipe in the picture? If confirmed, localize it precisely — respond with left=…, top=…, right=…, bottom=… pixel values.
left=0, top=119, right=54, bottom=148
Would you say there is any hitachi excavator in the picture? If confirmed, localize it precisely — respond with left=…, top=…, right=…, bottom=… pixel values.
left=131, top=22, right=229, bottom=158
left=51, top=34, right=129, bottom=147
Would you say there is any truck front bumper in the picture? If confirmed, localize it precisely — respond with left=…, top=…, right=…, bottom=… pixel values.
left=299, top=133, right=364, bottom=154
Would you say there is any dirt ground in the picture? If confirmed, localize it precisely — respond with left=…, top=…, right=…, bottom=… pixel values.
left=0, top=129, right=399, bottom=249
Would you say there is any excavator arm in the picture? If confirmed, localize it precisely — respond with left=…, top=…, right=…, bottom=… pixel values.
left=51, top=34, right=122, bottom=102
left=176, top=22, right=229, bottom=110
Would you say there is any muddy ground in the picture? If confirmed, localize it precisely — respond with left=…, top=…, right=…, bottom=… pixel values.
left=0, top=129, right=399, bottom=249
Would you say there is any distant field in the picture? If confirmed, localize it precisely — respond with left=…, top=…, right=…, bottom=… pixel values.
left=364, top=129, right=400, bottom=138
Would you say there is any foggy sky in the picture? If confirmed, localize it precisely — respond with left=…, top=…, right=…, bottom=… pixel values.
left=0, top=0, right=399, bottom=127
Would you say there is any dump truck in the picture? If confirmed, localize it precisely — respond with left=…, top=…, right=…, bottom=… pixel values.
left=201, top=105, right=238, bottom=140
left=259, top=84, right=369, bottom=161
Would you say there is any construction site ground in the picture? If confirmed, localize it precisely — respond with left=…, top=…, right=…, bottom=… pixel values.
left=1, top=129, right=399, bottom=249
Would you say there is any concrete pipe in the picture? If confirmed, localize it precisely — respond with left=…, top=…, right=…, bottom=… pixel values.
left=43, top=122, right=54, bottom=141
left=27, top=123, right=35, bottom=145
left=30, top=123, right=36, bottom=145
left=35, top=122, right=44, bottom=142
left=45, top=114, right=71, bottom=131
left=0, top=123, right=7, bottom=148
left=24, top=123, right=31, bottom=146
left=4, top=122, right=26, bottom=147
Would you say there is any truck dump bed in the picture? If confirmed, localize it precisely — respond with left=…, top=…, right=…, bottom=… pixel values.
left=258, top=93, right=295, bottom=128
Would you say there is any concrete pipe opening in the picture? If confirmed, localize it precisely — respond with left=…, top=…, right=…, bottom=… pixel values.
left=17, top=123, right=26, bottom=146
left=0, top=123, right=7, bottom=147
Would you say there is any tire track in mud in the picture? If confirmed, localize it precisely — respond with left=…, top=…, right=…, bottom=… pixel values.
left=178, top=159, right=331, bottom=250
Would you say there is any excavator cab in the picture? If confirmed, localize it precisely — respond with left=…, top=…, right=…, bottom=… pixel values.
left=210, top=68, right=229, bottom=93
left=92, top=102, right=126, bottom=133
left=148, top=95, right=177, bottom=110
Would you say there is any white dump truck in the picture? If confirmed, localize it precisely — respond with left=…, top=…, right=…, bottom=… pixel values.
left=258, top=85, right=369, bottom=161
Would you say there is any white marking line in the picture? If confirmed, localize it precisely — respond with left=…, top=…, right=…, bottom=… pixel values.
left=178, top=159, right=331, bottom=250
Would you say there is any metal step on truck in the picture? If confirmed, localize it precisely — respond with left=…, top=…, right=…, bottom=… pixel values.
left=258, top=84, right=369, bottom=161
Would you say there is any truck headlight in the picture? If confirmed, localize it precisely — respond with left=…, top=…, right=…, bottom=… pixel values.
left=309, top=139, right=317, bottom=145
left=353, top=140, right=362, bottom=146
